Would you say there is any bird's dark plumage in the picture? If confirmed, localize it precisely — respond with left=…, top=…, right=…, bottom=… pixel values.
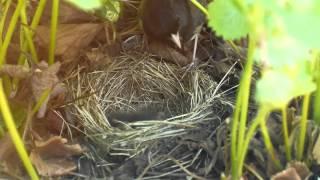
left=140, top=0, right=202, bottom=47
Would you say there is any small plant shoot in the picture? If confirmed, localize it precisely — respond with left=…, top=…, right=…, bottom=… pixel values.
left=208, top=0, right=320, bottom=179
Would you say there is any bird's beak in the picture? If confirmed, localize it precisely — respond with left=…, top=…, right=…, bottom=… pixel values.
left=171, top=32, right=182, bottom=49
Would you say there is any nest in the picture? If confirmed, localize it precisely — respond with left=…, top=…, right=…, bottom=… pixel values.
left=67, top=51, right=229, bottom=178
left=69, top=51, right=219, bottom=151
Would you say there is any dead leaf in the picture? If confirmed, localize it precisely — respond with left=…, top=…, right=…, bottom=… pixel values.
left=33, top=136, right=83, bottom=158
left=288, top=162, right=310, bottom=180
left=271, top=162, right=311, bottom=180
left=84, top=44, right=121, bottom=70
left=31, top=61, right=65, bottom=118
left=30, top=153, right=76, bottom=177
left=31, top=0, right=96, bottom=25
left=45, top=110, right=65, bottom=134
left=30, top=136, right=83, bottom=176
left=0, top=64, right=31, bottom=79
left=6, top=43, right=22, bottom=64
left=36, top=23, right=103, bottom=63
left=271, top=167, right=301, bottom=180
left=0, top=133, right=23, bottom=175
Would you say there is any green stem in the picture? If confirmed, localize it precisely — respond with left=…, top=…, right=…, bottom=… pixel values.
left=0, top=0, right=23, bottom=65
left=259, top=115, right=282, bottom=169
left=17, top=0, right=47, bottom=65
left=237, top=35, right=256, bottom=154
left=30, top=0, right=48, bottom=30
left=0, top=79, right=39, bottom=180
left=14, top=0, right=48, bottom=91
left=313, top=52, right=320, bottom=125
left=281, top=107, right=291, bottom=161
left=230, top=85, right=242, bottom=179
left=298, top=94, right=311, bottom=160
left=20, top=1, right=39, bottom=63
left=48, top=0, right=59, bottom=65
left=231, top=34, right=256, bottom=180
left=237, top=106, right=269, bottom=177
left=31, top=88, right=51, bottom=117
left=0, top=0, right=12, bottom=46
left=189, top=0, right=208, bottom=16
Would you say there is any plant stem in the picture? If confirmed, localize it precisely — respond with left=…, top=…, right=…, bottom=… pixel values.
left=31, top=88, right=51, bottom=117
left=48, top=0, right=59, bottom=65
left=231, top=34, right=256, bottom=180
left=17, top=0, right=47, bottom=65
left=0, top=0, right=23, bottom=65
left=298, top=94, right=311, bottom=160
left=237, top=35, right=255, bottom=156
left=237, top=106, right=269, bottom=177
left=31, top=0, right=48, bottom=30
left=0, top=79, right=39, bottom=180
left=313, top=52, right=320, bottom=125
left=230, top=89, right=242, bottom=179
left=14, top=0, right=48, bottom=92
left=281, top=106, right=291, bottom=161
left=20, top=0, right=39, bottom=63
left=259, top=116, right=282, bottom=169
left=189, top=0, right=208, bottom=16
left=0, top=0, right=12, bottom=46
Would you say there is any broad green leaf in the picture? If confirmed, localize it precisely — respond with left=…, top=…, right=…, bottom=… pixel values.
left=255, top=33, right=310, bottom=68
left=256, top=66, right=316, bottom=109
left=99, top=0, right=120, bottom=22
left=260, top=0, right=320, bottom=49
left=66, top=0, right=102, bottom=11
left=207, top=0, right=249, bottom=40
left=283, top=12, right=320, bottom=49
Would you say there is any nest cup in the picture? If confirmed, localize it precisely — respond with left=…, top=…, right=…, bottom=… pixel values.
left=68, top=51, right=220, bottom=157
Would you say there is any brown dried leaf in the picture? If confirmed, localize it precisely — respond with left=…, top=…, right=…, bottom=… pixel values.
left=31, top=61, right=65, bottom=118
left=45, top=110, right=65, bottom=134
left=271, top=162, right=311, bottom=180
left=30, top=152, right=76, bottom=177
left=33, top=136, right=83, bottom=158
left=30, top=136, right=83, bottom=176
left=0, top=64, right=31, bottom=79
left=0, top=133, right=21, bottom=171
left=36, top=23, right=103, bottom=62
left=34, top=0, right=96, bottom=24
left=6, top=43, right=21, bottom=64
left=84, top=45, right=119, bottom=69
left=271, top=167, right=301, bottom=180
left=288, top=162, right=310, bottom=180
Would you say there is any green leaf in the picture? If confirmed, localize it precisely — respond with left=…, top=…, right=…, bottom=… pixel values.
left=207, top=0, right=249, bottom=40
left=99, top=0, right=121, bottom=22
left=65, top=0, right=102, bottom=11
left=256, top=65, right=316, bottom=109
left=283, top=12, right=320, bottom=49
left=255, top=33, right=310, bottom=68
left=260, top=0, right=320, bottom=49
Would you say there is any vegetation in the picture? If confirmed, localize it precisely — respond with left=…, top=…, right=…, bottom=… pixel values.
left=208, top=0, right=320, bottom=179
left=1, top=0, right=320, bottom=179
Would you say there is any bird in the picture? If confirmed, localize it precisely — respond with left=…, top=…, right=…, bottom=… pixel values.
left=140, top=0, right=206, bottom=50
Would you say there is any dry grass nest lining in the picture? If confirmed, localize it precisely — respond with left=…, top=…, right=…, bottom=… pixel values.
left=67, top=51, right=222, bottom=157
